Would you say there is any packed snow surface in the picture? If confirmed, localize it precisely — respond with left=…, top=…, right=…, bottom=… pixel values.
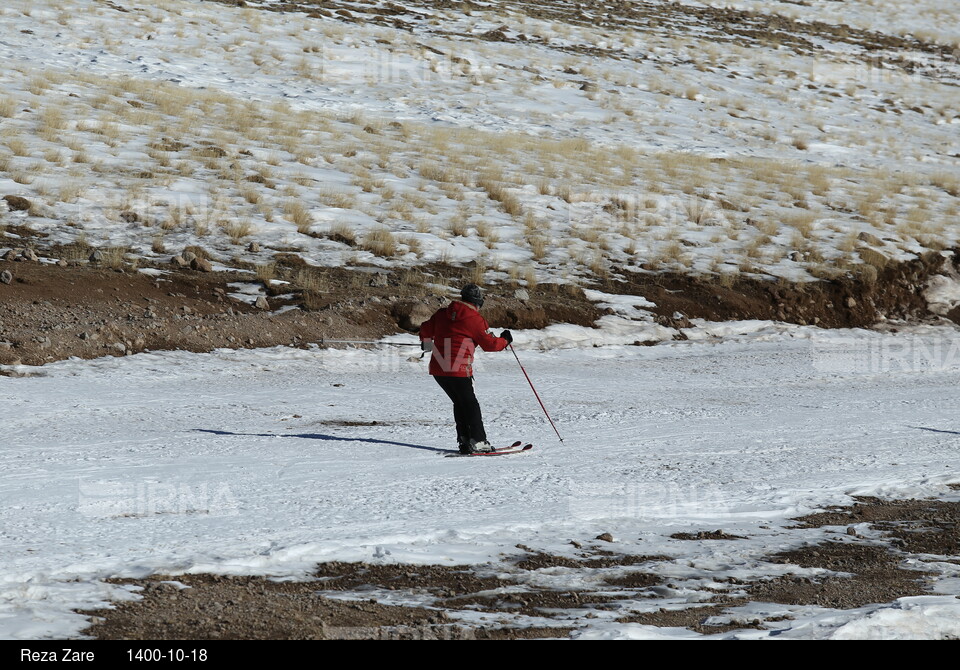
left=3, top=325, right=960, bottom=639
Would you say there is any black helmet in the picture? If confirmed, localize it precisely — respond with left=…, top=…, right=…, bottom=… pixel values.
left=460, top=284, right=484, bottom=308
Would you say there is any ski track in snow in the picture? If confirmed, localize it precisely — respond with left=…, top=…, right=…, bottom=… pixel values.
left=3, top=328, right=960, bottom=639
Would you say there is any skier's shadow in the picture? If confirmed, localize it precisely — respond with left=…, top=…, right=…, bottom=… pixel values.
left=193, top=429, right=449, bottom=454
left=909, top=426, right=960, bottom=436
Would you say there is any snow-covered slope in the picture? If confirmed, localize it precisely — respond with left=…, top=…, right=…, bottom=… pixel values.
left=1, top=0, right=958, bottom=286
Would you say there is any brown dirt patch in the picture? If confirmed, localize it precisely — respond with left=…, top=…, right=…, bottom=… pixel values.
left=314, top=561, right=511, bottom=598
left=81, top=568, right=571, bottom=640
left=617, top=603, right=761, bottom=635
left=628, top=496, right=960, bottom=633
left=794, top=496, right=960, bottom=557
left=603, top=571, right=662, bottom=589
left=78, top=496, right=960, bottom=638
left=512, top=549, right=668, bottom=571
left=81, top=574, right=446, bottom=640
left=670, top=530, right=747, bottom=541
left=441, top=589, right=625, bottom=619
left=751, top=541, right=935, bottom=609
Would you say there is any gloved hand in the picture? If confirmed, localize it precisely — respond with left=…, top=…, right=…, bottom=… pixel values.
left=420, top=340, right=433, bottom=352
left=500, top=330, right=513, bottom=344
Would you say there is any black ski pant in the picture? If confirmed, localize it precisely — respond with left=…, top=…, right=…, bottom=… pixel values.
left=434, top=375, right=487, bottom=446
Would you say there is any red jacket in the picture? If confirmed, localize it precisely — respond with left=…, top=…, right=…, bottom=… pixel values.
left=419, top=301, right=508, bottom=377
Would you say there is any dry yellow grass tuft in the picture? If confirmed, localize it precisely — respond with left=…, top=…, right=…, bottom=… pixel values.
left=930, top=172, right=960, bottom=197
left=858, top=246, right=890, bottom=270
left=477, top=173, right=523, bottom=217
left=223, top=219, right=255, bottom=244
left=361, top=226, right=397, bottom=257
left=295, top=267, right=327, bottom=294
left=255, top=262, right=277, bottom=282
left=325, top=221, right=356, bottom=246
left=98, top=246, right=131, bottom=270
left=284, top=200, right=313, bottom=233
left=0, top=96, right=18, bottom=118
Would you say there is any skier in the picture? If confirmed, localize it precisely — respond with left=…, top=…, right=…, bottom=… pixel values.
left=419, top=284, right=513, bottom=454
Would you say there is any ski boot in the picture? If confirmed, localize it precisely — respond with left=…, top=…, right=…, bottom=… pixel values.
left=468, top=439, right=494, bottom=454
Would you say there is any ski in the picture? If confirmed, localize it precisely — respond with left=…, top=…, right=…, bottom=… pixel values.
left=444, top=442, right=533, bottom=457
left=468, top=443, right=533, bottom=457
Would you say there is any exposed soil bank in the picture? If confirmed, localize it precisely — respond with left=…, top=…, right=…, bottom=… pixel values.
left=78, top=495, right=960, bottom=640
left=2, top=247, right=958, bottom=368
left=614, top=250, right=952, bottom=329
left=0, top=253, right=600, bottom=368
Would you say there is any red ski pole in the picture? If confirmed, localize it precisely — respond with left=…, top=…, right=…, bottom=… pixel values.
left=509, top=344, right=563, bottom=443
